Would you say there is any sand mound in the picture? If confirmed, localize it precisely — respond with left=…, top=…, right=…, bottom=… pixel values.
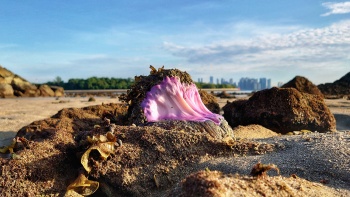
left=233, top=124, right=279, bottom=139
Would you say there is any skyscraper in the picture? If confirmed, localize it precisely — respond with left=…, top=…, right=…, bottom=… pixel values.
left=259, top=78, right=267, bottom=90
left=210, top=76, right=214, bottom=84
left=267, top=79, right=271, bottom=88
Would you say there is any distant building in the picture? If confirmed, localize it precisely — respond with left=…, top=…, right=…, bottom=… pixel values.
left=221, top=78, right=225, bottom=84
left=238, top=77, right=259, bottom=90
left=259, top=78, right=267, bottom=89
left=267, top=79, right=271, bottom=88
left=210, top=76, right=214, bottom=84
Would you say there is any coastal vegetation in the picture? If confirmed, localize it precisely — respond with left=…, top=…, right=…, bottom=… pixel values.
left=45, top=76, right=237, bottom=90
left=45, top=76, right=134, bottom=90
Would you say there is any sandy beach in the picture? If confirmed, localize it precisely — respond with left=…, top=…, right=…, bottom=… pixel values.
left=0, top=97, right=120, bottom=146
left=1, top=96, right=350, bottom=196
left=1, top=96, right=349, bottom=137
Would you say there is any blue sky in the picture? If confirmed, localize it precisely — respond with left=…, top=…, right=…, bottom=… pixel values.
left=0, top=0, right=350, bottom=86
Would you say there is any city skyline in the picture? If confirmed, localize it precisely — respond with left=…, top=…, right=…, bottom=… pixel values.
left=200, top=76, right=274, bottom=90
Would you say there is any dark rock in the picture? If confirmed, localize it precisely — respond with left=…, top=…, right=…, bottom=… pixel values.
left=223, top=87, right=336, bottom=134
left=281, top=76, right=323, bottom=98
left=318, top=72, right=350, bottom=96
left=215, top=91, right=235, bottom=98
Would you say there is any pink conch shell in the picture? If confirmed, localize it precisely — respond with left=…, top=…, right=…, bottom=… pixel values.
left=141, top=76, right=223, bottom=125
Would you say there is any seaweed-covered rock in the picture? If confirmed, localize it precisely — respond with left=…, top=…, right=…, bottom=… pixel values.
left=223, top=87, right=336, bottom=134
left=281, top=76, right=324, bottom=98
left=119, top=66, right=233, bottom=140
left=318, top=72, right=350, bottom=96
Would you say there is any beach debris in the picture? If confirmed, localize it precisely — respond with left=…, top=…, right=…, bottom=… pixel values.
left=80, top=128, right=118, bottom=173
left=250, top=161, right=280, bottom=178
left=117, top=139, right=122, bottom=147
left=66, top=173, right=99, bottom=196
left=0, top=137, right=29, bottom=156
left=103, top=117, right=111, bottom=127
left=81, top=141, right=115, bottom=173
left=320, top=179, right=329, bottom=184
left=141, top=76, right=223, bottom=125
left=153, top=174, right=160, bottom=188
left=88, top=96, right=96, bottom=102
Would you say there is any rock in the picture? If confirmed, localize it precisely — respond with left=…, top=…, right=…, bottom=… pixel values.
left=24, top=89, right=41, bottom=97
left=0, top=65, right=64, bottom=97
left=215, top=90, right=235, bottom=98
left=0, top=83, right=14, bottom=98
left=38, top=85, right=55, bottom=97
left=318, top=72, right=350, bottom=96
left=222, top=87, right=336, bottom=134
left=0, top=76, right=14, bottom=84
left=0, top=66, right=13, bottom=77
left=51, top=86, right=65, bottom=97
left=11, top=76, right=38, bottom=94
left=281, top=76, right=324, bottom=98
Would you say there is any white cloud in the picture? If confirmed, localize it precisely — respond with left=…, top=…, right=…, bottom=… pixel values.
left=162, top=20, right=350, bottom=84
left=321, top=1, right=350, bottom=16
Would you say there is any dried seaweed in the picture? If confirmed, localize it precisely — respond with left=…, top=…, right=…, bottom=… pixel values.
left=250, top=161, right=280, bottom=178
left=66, top=173, right=99, bottom=196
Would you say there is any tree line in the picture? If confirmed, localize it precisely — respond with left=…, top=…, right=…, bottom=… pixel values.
left=46, top=76, right=134, bottom=90
left=46, top=76, right=237, bottom=90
